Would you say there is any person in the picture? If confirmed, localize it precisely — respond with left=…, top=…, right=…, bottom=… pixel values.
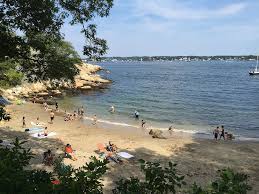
left=55, top=102, right=59, bottom=111
left=22, top=116, right=26, bottom=127
left=43, top=127, right=48, bottom=136
left=50, top=110, right=55, bottom=124
left=43, top=101, right=48, bottom=111
left=92, top=115, right=97, bottom=125
left=65, top=144, right=77, bottom=161
left=43, top=150, right=54, bottom=166
left=168, top=125, right=174, bottom=135
left=33, top=96, right=36, bottom=103
left=80, top=106, right=84, bottom=117
left=109, top=105, right=115, bottom=113
left=36, top=117, right=40, bottom=125
left=0, top=107, right=4, bottom=121
left=134, top=110, right=139, bottom=119
left=220, top=125, right=225, bottom=140
left=73, top=110, right=77, bottom=120
left=213, top=126, right=220, bottom=140
left=107, top=141, right=117, bottom=152
left=141, top=120, right=146, bottom=128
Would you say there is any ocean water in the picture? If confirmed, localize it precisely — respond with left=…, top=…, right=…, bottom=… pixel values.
left=58, top=61, right=259, bottom=140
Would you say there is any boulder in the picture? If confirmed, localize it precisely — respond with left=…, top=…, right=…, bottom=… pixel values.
left=149, top=129, right=166, bottom=139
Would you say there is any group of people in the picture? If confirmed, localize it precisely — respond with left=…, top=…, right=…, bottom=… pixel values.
left=43, top=143, right=77, bottom=166
left=213, top=125, right=233, bottom=140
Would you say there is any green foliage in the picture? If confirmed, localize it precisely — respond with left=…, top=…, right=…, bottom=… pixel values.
left=1, top=0, right=114, bottom=81
left=113, top=159, right=186, bottom=194
left=0, top=139, right=253, bottom=194
left=189, top=169, right=252, bottom=194
left=0, top=60, right=23, bottom=87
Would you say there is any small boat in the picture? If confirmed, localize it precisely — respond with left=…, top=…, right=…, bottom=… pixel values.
left=249, top=55, right=259, bottom=75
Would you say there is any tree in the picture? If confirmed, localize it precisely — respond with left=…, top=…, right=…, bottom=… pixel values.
left=0, top=0, right=113, bottom=81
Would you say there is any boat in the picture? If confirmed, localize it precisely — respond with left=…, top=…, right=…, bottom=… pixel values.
left=249, top=55, right=259, bottom=75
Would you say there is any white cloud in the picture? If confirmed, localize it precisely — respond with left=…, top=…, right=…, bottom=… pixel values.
left=134, top=0, right=247, bottom=20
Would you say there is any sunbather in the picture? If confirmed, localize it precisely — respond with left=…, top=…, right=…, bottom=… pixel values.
left=65, top=144, right=77, bottom=161
left=107, top=141, right=118, bottom=152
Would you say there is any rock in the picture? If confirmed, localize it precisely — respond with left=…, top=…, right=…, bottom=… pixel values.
left=149, top=129, right=166, bottom=139
left=80, top=86, right=91, bottom=90
left=38, top=92, right=49, bottom=96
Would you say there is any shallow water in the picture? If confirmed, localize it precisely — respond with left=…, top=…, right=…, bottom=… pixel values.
left=58, top=61, right=259, bottom=139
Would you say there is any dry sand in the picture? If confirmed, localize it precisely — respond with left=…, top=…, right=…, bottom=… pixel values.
left=1, top=102, right=259, bottom=193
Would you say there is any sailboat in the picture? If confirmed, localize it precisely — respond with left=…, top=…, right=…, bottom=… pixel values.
left=249, top=55, right=259, bottom=75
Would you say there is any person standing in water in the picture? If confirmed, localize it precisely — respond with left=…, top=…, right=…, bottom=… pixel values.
left=92, top=115, right=97, bottom=125
left=80, top=106, right=84, bottom=117
left=109, top=105, right=115, bottom=113
left=220, top=125, right=225, bottom=140
left=213, top=126, right=220, bottom=140
left=134, top=110, right=139, bottom=119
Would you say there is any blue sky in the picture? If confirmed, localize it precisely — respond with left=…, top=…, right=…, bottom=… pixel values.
left=62, top=0, right=259, bottom=57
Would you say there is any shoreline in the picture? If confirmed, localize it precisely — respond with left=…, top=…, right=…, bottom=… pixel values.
left=1, top=102, right=259, bottom=193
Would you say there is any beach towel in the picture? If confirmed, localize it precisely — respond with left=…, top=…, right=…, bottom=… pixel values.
left=31, top=132, right=57, bottom=139
left=117, top=152, right=134, bottom=159
left=25, top=127, right=44, bottom=133
left=31, top=121, right=45, bottom=127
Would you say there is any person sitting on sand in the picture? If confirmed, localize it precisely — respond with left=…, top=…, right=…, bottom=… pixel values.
left=107, top=141, right=118, bottom=152
left=50, top=110, right=55, bottom=124
left=213, top=126, right=220, bottom=140
left=219, top=125, right=225, bottom=140
left=92, top=115, right=97, bottom=125
left=73, top=111, right=77, bottom=120
left=22, top=116, right=26, bottom=128
left=134, top=110, right=139, bottom=119
left=43, top=150, right=54, bottom=166
left=65, top=144, right=77, bottom=161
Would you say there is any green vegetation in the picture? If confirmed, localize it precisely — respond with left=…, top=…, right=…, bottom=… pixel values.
left=0, top=60, right=23, bottom=87
left=0, top=0, right=113, bottom=82
left=0, top=139, right=252, bottom=194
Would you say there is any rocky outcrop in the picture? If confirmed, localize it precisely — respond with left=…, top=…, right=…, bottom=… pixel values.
left=149, top=129, right=166, bottom=139
left=1, top=63, right=111, bottom=101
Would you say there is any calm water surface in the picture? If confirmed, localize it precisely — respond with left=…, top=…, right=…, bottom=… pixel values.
left=59, top=61, right=259, bottom=139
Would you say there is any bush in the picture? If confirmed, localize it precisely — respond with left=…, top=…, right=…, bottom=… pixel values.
left=0, top=138, right=253, bottom=194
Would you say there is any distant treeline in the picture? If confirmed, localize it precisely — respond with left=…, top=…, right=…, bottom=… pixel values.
left=84, top=55, right=258, bottom=62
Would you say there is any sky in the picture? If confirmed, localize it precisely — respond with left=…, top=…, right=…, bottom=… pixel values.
left=61, top=0, right=259, bottom=57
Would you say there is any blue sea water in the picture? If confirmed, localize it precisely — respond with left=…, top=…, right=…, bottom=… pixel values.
left=59, top=61, right=259, bottom=140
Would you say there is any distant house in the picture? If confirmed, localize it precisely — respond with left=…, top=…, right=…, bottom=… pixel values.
left=0, top=96, right=11, bottom=107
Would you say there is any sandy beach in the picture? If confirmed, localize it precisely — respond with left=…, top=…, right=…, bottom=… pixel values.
left=1, top=102, right=259, bottom=193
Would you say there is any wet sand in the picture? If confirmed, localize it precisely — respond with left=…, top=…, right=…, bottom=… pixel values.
left=1, top=102, right=259, bottom=193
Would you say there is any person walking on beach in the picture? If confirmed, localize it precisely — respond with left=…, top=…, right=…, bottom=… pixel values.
left=43, top=101, right=48, bottom=111
left=213, top=126, right=220, bottom=140
left=50, top=110, right=55, bottom=124
left=55, top=102, right=59, bottom=112
left=220, top=125, right=225, bottom=140
left=92, top=115, right=97, bottom=125
left=141, top=120, right=146, bottom=128
left=22, top=116, right=26, bottom=127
